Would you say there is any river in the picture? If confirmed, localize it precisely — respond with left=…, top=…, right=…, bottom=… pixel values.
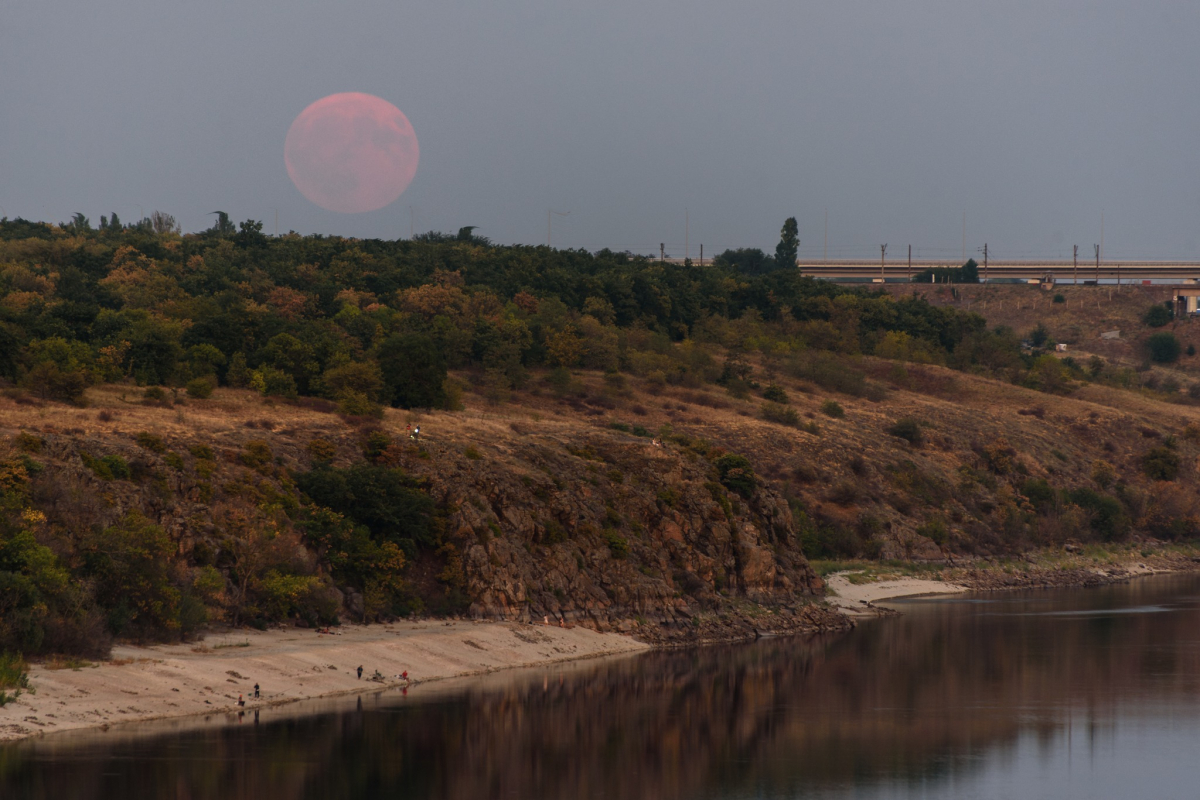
left=5, top=573, right=1200, bottom=799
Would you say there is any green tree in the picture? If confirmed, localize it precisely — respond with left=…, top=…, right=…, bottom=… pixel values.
left=79, top=513, right=181, bottom=640
left=1147, top=332, right=1181, bottom=363
left=1142, top=303, right=1173, bottom=328
left=378, top=333, right=447, bottom=409
left=775, top=217, right=799, bottom=268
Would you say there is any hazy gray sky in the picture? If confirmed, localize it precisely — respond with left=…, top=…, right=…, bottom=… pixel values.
left=3, top=1, right=1198, bottom=259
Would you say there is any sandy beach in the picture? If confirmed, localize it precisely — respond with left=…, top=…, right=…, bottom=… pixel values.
left=0, top=620, right=647, bottom=743
left=824, top=573, right=968, bottom=614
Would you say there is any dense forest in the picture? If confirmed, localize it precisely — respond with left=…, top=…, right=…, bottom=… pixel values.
left=0, top=214, right=1033, bottom=412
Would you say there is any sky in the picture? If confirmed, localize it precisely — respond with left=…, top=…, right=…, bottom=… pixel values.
left=3, top=0, right=1199, bottom=260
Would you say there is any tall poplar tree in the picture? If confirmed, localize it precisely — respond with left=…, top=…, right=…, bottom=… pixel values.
left=775, top=217, right=799, bottom=268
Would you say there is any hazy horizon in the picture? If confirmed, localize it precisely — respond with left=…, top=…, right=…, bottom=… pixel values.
left=4, top=0, right=1199, bottom=260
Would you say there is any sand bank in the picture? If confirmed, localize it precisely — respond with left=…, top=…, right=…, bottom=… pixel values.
left=0, top=620, right=647, bottom=743
left=825, top=574, right=968, bottom=615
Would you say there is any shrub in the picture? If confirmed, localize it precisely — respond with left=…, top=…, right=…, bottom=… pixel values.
left=251, top=366, right=299, bottom=399
left=306, top=439, right=337, bottom=464
left=715, top=453, right=756, bottom=498
left=1143, top=443, right=1181, bottom=481
left=916, top=518, right=949, bottom=547
left=1067, top=487, right=1130, bottom=541
left=820, top=400, right=845, bottom=418
left=15, top=432, right=42, bottom=453
left=1147, top=332, right=1181, bottom=364
left=164, top=452, right=184, bottom=471
left=136, top=432, right=166, bottom=453
left=1052, top=293, right=1066, bottom=304
left=1142, top=303, right=1173, bottom=327
left=297, top=464, right=435, bottom=551
left=241, top=440, right=273, bottom=471
left=1020, top=478, right=1056, bottom=513
left=0, top=652, right=31, bottom=707
left=337, top=390, right=383, bottom=418
left=187, top=444, right=214, bottom=460
left=141, top=386, right=170, bottom=407
left=886, top=418, right=923, bottom=445
left=603, top=530, right=629, bottom=559
left=762, top=383, right=789, bottom=403
left=760, top=402, right=800, bottom=426
left=185, top=376, right=216, bottom=399
left=1189, top=344, right=1197, bottom=357
left=463, top=446, right=483, bottom=460
left=82, top=452, right=131, bottom=480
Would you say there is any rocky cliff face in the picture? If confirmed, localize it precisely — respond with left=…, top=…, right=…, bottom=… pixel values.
left=400, top=425, right=841, bottom=642
left=3, top=392, right=846, bottom=646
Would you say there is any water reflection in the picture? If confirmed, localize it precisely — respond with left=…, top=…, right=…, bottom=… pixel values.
left=6, top=575, right=1200, bottom=799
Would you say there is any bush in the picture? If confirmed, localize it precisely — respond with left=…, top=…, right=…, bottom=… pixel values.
left=762, top=384, right=789, bottom=403
left=1147, top=332, right=1181, bottom=364
left=1143, top=443, right=1181, bottom=481
left=886, top=418, right=923, bottom=445
left=185, top=376, right=216, bottom=399
left=1142, top=303, right=1174, bottom=327
left=82, top=452, right=131, bottom=480
left=1052, top=293, right=1066, bottom=304
left=820, top=400, right=845, bottom=418
left=603, top=530, right=629, bottom=559
left=241, top=440, right=273, bottom=472
left=307, top=439, right=337, bottom=463
left=251, top=366, right=298, bottom=399
left=760, top=402, right=800, bottom=426
left=1067, top=487, right=1130, bottom=541
left=0, top=652, right=31, bottom=707
left=715, top=453, right=756, bottom=498
left=187, top=444, right=214, bottom=460
left=1189, top=345, right=1197, bottom=357
left=297, top=464, right=435, bottom=551
left=135, top=432, right=166, bottom=453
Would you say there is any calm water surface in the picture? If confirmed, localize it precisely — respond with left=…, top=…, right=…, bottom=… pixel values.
left=6, top=574, right=1200, bottom=799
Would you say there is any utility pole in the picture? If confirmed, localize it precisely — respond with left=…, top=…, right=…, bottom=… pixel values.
left=1073, top=244, right=1078, bottom=285
left=685, top=209, right=689, bottom=263
left=880, top=244, right=887, bottom=281
left=907, top=244, right=912, bottom=282
left=1095, top=244, right=1100, bottom=283
left=983, top=243, right=988, bottom=285
left=660, top=243, right=665, bottom=262
left=699, top=244, right=703, bottom=267
left=824, top=208, right=828, bottom=262
left=962, top=211, right=966, bottom=262
left=409, top=206, right=415, bottom=239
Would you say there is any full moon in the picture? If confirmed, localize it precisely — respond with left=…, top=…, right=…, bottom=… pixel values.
left=284, top=93, right=419, bottom=214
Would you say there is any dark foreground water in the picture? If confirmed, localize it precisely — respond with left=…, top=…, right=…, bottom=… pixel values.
left=7, top=574, right=1200, bottom=799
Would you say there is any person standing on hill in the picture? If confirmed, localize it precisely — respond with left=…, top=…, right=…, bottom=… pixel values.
left=357, top=665, right=363, bottom=679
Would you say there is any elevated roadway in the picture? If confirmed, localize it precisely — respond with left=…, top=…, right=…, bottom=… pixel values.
left=797, top=260, right=1200, bottom=282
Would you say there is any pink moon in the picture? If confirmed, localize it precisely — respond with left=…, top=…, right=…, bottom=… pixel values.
left=284, top=93, right=419, bottom=214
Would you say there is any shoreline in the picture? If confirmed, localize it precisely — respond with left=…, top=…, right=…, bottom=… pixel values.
left=825, top=549, right=1200, bottom=615
left=0, top=620, right=648, bottom=744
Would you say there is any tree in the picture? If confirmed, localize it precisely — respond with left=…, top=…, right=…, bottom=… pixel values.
left=206, top=211, right=236, bottom=236
left=1142, top=303, right=1173, bottom=328
left=378, top=333, right=447, bottom=409
left=775, top=217, right=799, bottom=268
left=149, top=211, right=180, bottom=235
left=1147, top=332, right=1181, bottom=363
left=715, top=248, right=776, bottom=276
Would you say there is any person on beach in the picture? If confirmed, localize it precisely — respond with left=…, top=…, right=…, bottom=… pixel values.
left=357, top=665, right=363, bottom=679
left=413, top=425, right=420, bottom=441
left=237, top=695, right=245, bottom=708
left=254, top=683, right=260, bottom=699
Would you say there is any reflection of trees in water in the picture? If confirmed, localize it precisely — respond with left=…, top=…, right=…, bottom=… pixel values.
left=8, top=577, right=1200, bottom=800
